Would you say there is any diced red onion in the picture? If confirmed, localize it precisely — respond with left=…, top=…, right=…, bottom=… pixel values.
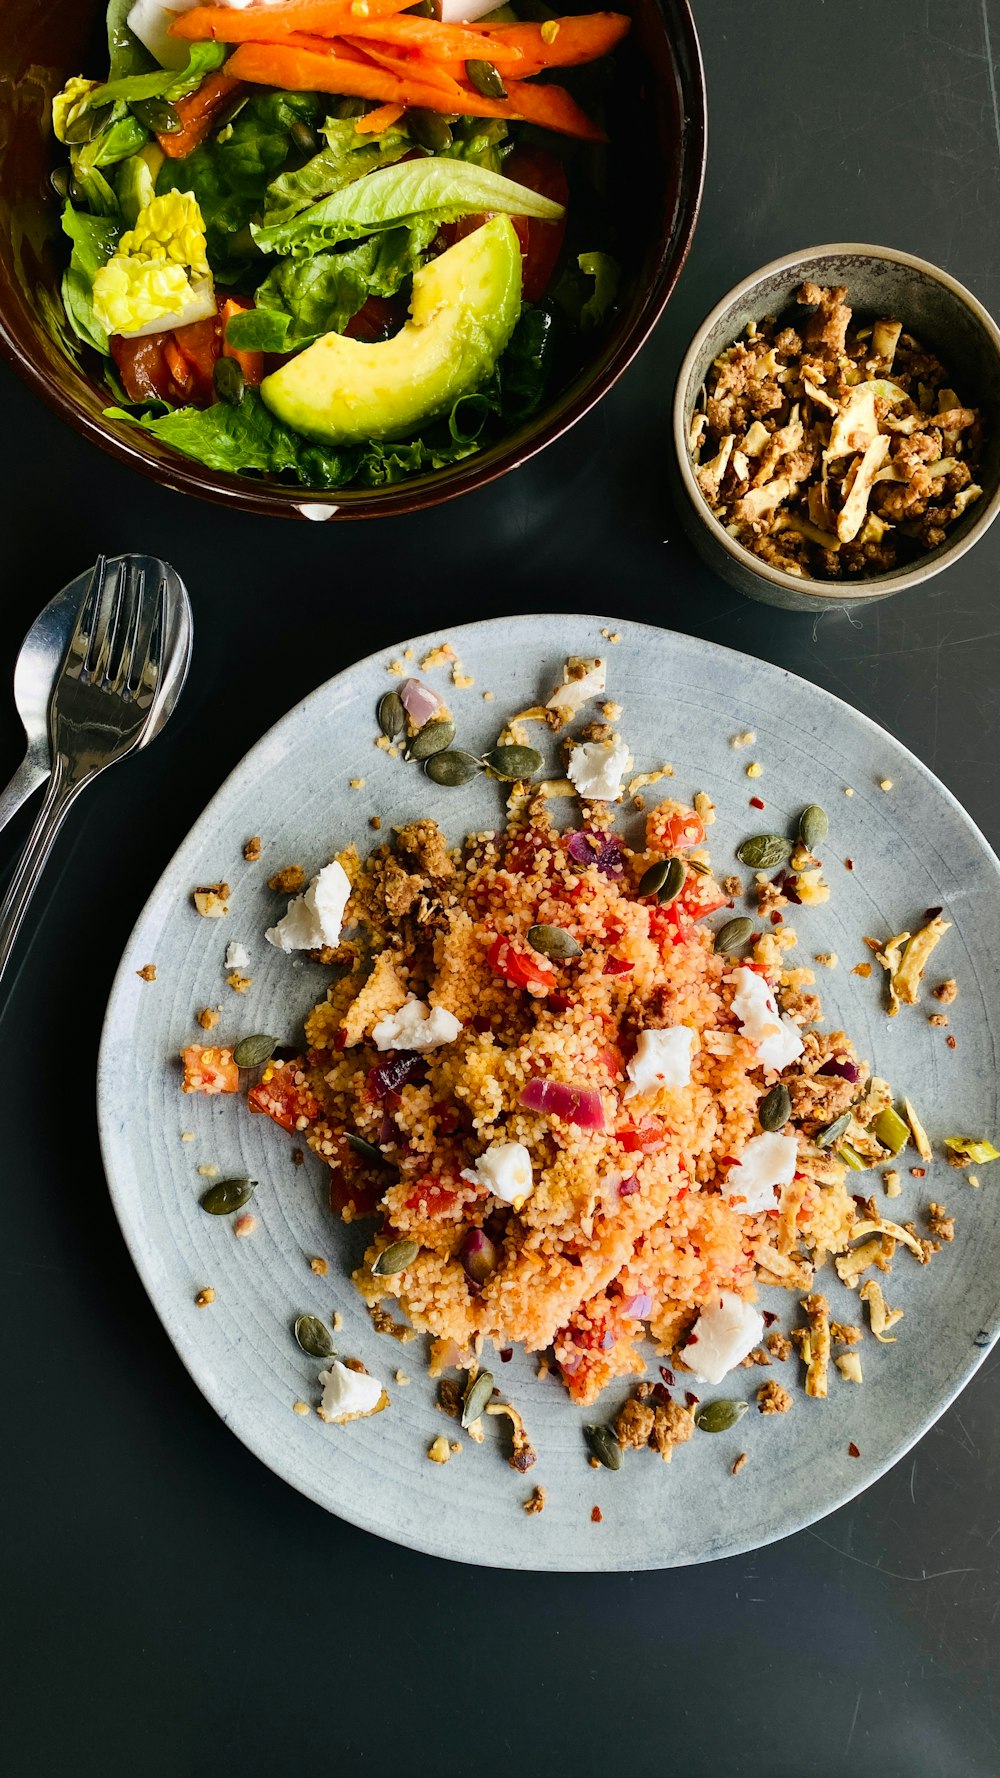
left=652, top=1382, right=672, bottom=1406
left=400, top=678, right=441, bottom=727
left=603, top=956, right=633, bottom=976
left=624, top=1292, right=653, bottom=1318
left=368, top=1053, right=423, bottom=1100
left=520, top=1077, right=605, bottom=1129
left=460, top=1227, right=498, bottom=1286
left=499, top=1346, right=513, bottom=1363
left=820, top=1058, right=861, bottom=1082
left=618, top=1176, right=640, bottom=1197
left=566, top=830, right=626, bottom=878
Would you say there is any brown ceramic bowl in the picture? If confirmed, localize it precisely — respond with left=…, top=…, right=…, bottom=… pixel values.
left=0, top=0, right=705, bottom=520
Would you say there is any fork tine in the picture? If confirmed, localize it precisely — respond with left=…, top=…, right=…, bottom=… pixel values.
left=63, top=554, right=107, bottom=675
left=127, top=575, right=166, bottom=702
left=87, top=558, right=124, bottom=683
left=108, top=565, right=144, bottom=695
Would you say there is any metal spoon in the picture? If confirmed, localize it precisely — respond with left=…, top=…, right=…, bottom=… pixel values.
left=0, top=555, right=192, bottom=841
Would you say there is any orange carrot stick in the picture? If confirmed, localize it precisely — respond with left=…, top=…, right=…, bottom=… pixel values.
left=354, top=100, right=405, bottom=133
left=226, top=40, right=605, bottom=139
left=157, top=71, right=244, bottom=158
left=340, top=36, right=468, bottom=102
left=326, top=16, right=526, bottom=69
left=170, top=1, right=413, bottom=45
left=467, top=13, right=631, bottom=66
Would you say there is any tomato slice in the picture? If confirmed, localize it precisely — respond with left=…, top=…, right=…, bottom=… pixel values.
left=438, top=146, right=568, bottom=303
left=111, top=333, right=181, bottom=404
left=181, top=1045, right=239, bottom=1096
left=343, top=293, right=408, bottom=343
left=112, top=293, right=266, bottom=408
left=488, top=934, right=556, bottom=993
left=247, top=1058, right=320, bottom=1133
left=219, top=295, right=265, bottom=384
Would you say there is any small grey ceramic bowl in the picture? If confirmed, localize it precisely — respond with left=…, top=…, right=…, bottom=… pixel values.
left=672, top=243, right=1000, bottom=612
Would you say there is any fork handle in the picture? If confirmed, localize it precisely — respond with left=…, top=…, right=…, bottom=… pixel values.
left=0, top=753, right=48, bottom=843
left=0, top=761, right=82, bottom=999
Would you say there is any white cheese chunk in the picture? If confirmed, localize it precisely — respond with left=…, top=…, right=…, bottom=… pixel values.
left=371, top=998, right=462, bottom=1053
left=567, top=739, right=630, bottom=802
left=460, top=1140, right=534, bottom=1205
left=546, top=657, right=608, bottom=723
left=265, top=860, right=351, bottom=954
left=725, top=1131, right=797, bottom=1214
left=729, top=966, right=804, bottom=1073
left=679, top=1290, right=764, bottom=1384
left=624, top=1026, right=695, bottom=1100
left=317, top=1361, right=384, bottom=1423
left=436, top=0, right=504, bottom=20
left=225, top=941, right=249, bottom=970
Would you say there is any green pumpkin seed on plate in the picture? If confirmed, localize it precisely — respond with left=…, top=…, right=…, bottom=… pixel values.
left=584, top=1424, right=623, bottom=1470
left=694, top=1399, right=748, bottom=1434
left=345, top=1131, right=385, bottom=1165
left=527, top=923, right=582, bottom=960
left=200, top=1176, right=256, bottom=1216
left=377, top=689, right=405, bottom=740
left=736, top=834, right=792, bottom=870
left=408, top=718, right=456, bottom=760
left=798, top=804, right=829, bottom=851
left=232, top=1033, right=278, bottom=1069
left=484, top=744, right=544, bottom=782
left=637, top=860, right=669, bottom=897
left=816, top=1110, right=852, bottom=1149
left=462, top=1369, right=495, bottom=1428
left=758, top=1082, right=791, bottom=1131
left=465, top=58, right=507, bottom=99
left=714, top=916, right=754, bottom=954
left=425, top=750, right=481, bottom=787
left=657, top=856, right=686, bottom=904
left=293, top=1313, right=336, bottom=1359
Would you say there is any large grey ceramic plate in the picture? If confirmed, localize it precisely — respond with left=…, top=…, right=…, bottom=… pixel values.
left=98, top=615, right=1000, bottom=1571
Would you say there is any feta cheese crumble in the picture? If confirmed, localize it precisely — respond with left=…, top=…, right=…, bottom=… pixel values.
left=567, top=739, right=630, bottom=802
left=371, top=998, right=462, bottom=1053
left=725, top=1132, right=797, bottom=1213
left=461, top=1141, right=534, bottom=1204
left=546, top=657, right=607, bottom=724
left=729, top=966, right=803, bottom=1072
left=224, top=941, right=249, bottom=970
left=317, top=1361, right=384, bottom=1423
left=265, top=860, right=350, bottom=953
left=679, top=1290, right=764, bottom=1384
left=624, top=1027, right=695, bottom=1100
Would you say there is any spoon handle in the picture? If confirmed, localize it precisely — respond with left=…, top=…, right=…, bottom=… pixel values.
left=0, top=753, right=48, bottom=841
left=0, top=762, right=81, bottom=999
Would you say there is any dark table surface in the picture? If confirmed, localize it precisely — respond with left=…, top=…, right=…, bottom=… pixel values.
left=3, top=2, right=1000, bottom=1774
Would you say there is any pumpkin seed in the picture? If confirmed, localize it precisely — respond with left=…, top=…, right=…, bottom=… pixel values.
left=408, top=718, right=456, bottom=760
left=657, top=856, right=686, bottom=905
left=63, top=100, right=114, bottom=143
left=687, top=857, right=712, bottom=875
left=50, top=165, right=72, bottom=200
left=527, top=923, right=582, bottom=961
left=816, top=1110, right=852, bottom=1149
left=465, top=58, right=507, bottom=99
left=289, top=118, right=320, bottom=157
left=425, top=749, right=481, bottom=787
left=736, top=833, right=793, bottom=870
left=462, top=1369, right=495, bottom=1428
left=214, top=356, right=245, bottom=407
left=799, top=804, right=829, bottom=851
left=294, top=1313, right=335, bottom=1359
left=483, top=744, right=544, bottom=781
left=200, top=1176, right=256, bottom=1216
left=637, top=859, right=669, bottom=898
left=346, top=1131, right=384, bottom=1165
left=759, top=1082, right=791, bottom=1131
left=372, top=1237, right=419, bottom=1276
left=130, top=96, right=181, bottom=134
left=407, top=107, right=453, bottom=152
left=584, top=1423, right=623, bottom=1471
left=232, top=1033, right=278, bottom=1069
left=694, top=1398, right=749, bottom=1434
left=714, top=916, right=754, bottom=954
left=377, top=690, right=405, bottom=740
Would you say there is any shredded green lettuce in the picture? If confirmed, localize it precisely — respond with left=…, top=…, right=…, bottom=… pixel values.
left=252, top=158, right=565, bottom=258
left=106, top=0, right=156, bottom=81
left=228, top=219, right=437, bottom=352
left=105, top=388, right=485, bottom=488
left=156, top=90, right=324, bottom=281
left=499, top=301, right=561, bottom=420
left=89, top=41, right=226, bottom=109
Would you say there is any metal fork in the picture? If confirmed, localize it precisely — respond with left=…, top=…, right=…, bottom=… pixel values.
left=0, top=556, right=181, bottom=994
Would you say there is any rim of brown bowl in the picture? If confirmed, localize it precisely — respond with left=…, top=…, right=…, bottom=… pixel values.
left=672, top=241, right=1000, bottom=602
left=0, top=0, right=706, bottom=522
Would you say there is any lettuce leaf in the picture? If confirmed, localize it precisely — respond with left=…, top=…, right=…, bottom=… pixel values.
left=106, top=0, right=156, bottom=81
left=252, top=158, right=565, bottom=258
left=61, top=202, right=122, bottom=355
left=498, top=301, right=560, bottom=420
left=90, top=41, right=226, bottom=108
left=156, top=90, right=323, bottom=281
left=105, top=387, right=483, bottom=488
left=262, top=118, right=412, bottom=226
left=441, top=117, right=510, bottom=175
left=231, top=219, right=437, bottom=351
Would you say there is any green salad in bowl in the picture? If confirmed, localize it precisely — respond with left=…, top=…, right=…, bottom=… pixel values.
left=50, top=0, right=631, bottom=492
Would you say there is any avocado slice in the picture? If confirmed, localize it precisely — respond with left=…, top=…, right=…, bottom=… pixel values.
left=260, top=214, right=522, bottom=446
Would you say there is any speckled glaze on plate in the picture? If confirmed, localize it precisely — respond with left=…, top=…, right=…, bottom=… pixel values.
left=98, top=616, right=1000, bottom=1570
